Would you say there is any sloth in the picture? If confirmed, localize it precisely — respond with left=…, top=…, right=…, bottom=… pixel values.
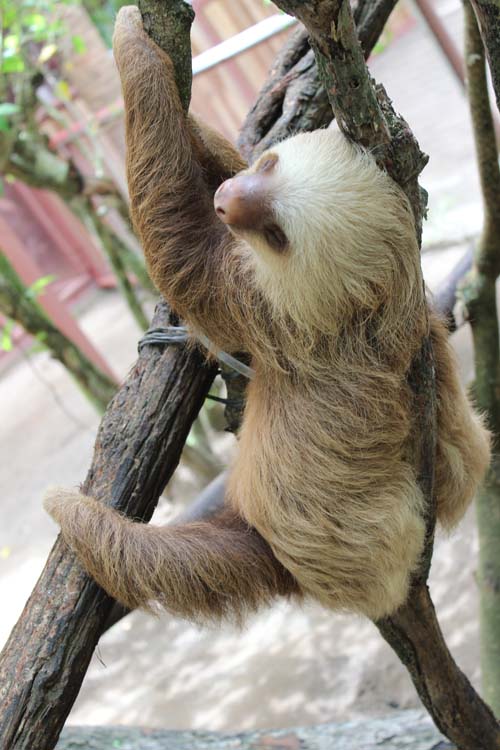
left=44, top=6, right=490, bottom=623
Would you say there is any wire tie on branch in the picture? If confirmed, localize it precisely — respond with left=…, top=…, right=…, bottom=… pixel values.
left=138, top=325, right=256, bottom=380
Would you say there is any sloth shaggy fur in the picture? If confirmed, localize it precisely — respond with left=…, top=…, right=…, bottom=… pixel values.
left=44, top=6, right=490, bottom=623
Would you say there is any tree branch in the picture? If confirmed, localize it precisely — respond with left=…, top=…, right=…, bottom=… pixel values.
left=0, top=5, right=211, bottom=747
left=459, top=0, right=500, bottom=716
left=137, top=0, right=194, bottom=112
left=238, top=0, right=399, bottom=160
left=433, top=246, right=473, bottom=331
left=470, top=0, right=500, bottom=112
left=0, top=302, right=217, bottom=750
left=269, top=1, right=499, bottom=747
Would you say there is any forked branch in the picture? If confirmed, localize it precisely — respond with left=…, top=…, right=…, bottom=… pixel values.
left=270, top=1, right=499, bottom=747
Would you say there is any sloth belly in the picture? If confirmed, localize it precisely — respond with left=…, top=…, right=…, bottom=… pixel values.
left=228, top=387, right=426, bottom=619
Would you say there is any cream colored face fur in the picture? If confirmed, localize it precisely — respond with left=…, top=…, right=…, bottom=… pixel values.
left=234, top=129, right=421, bottom=335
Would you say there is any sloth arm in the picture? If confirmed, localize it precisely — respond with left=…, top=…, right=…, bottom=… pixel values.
left=113, top=6, right=254, bottom=353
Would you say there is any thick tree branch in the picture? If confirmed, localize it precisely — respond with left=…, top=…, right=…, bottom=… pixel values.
left=238, top=0, right=399, bottom=160
left=0, top=2, right=212, bottom=746
left=269, top=2, right=499, bottom=747
left=0, top=302, right=217, bottom=750
left=137, top=0, right=194, bottom=112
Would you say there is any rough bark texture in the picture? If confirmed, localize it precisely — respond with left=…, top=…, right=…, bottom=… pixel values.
left=55, top=711, right=452, bottom=750
left=461, top=0, right=500, bottom=717
left=238, top=0, right=399, bottom=160
left=471, top=0, right=500, bottom=112
left=0, top=254, right=116, bottom=412
left=377, top=586, right=500, bottom=749
left=0, top=302, right=217, bottom=750
left=138, top=0, right=194, bottom=112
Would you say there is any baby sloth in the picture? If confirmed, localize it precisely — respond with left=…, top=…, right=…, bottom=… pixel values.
left=44, top=6, right=490, bottom=623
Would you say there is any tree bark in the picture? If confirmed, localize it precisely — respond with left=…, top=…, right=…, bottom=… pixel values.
left=138, top=0, right=194, bottom=113
left=238, top=0, right=399, bottom=160
left=470, top=0, right=500, bottom=112
left=0, top=302, right=217, bottom=750
left=0, top=5, right=210, bottom=747
left=377, top=586, right=499, bottom=749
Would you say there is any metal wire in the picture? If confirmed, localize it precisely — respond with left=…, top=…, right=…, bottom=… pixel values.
left=138, top=325, right=255, bottom=380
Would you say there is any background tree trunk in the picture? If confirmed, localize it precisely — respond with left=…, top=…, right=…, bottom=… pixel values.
left=461, top=0, right=500, bottom=716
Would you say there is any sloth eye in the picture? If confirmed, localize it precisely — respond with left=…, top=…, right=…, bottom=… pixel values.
left=263, top=223, right=288, bottom=253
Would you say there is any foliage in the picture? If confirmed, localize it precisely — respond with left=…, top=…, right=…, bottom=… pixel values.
left=0, top=0, right=86, bottom=194
left=0, top=0, right=153, bottom=333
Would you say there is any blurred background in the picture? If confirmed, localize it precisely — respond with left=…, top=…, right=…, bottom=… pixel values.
left=0, top=0, right=489, bottom=732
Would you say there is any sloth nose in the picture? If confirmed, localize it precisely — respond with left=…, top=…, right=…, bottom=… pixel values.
left=214, top=174, right=270, bottom=230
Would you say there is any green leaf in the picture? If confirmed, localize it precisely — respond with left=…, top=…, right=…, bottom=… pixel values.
left=1, top=56, right=24, bottom=73
left=2, top=6, right=17, bottom=29
left=71, top=35, right=86, bottom=54
left=0, top=103, right=19, bottom=116
left=1, top=319, right=15, bottom=351
left=24, top=13, right=47, bottom=30
left=25, top=274, right=56, bottom=299
left=4, top=35, right=19, bottom=52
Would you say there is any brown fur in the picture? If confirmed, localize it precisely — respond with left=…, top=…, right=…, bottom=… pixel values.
left=44, top=7, right=490, bottom=622
left=43, top=490, right=298, bottom=623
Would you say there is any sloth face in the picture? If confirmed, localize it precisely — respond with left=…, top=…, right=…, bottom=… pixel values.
left=214, top=129, right=419, bottom=327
